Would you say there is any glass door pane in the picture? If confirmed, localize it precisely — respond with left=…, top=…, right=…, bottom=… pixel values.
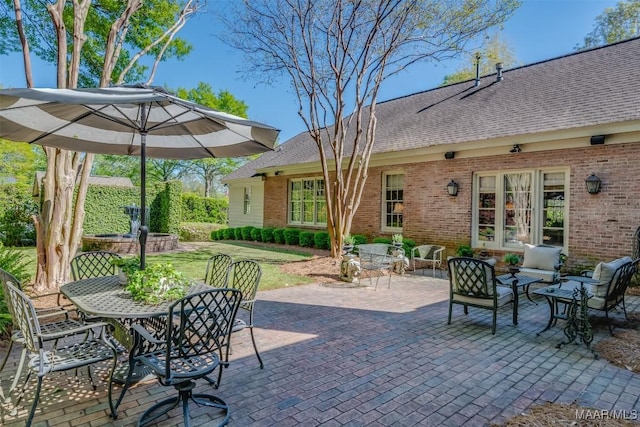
left=504, top=173, right=532, bottom=245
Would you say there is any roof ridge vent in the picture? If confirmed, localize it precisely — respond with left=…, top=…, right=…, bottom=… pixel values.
left=496, top=63, right=504, bottom=82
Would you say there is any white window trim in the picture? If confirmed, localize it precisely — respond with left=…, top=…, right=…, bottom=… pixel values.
left=471, top=168, right=569, bottom=253
left=243, top=186, right=251, bottom=215
left=288, top=177, right=327, bottom=226
left=381, top=171, right=404, bottom=233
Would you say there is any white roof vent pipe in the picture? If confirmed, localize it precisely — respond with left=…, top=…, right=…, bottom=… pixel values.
left=496, top=63, right=504, bottom=82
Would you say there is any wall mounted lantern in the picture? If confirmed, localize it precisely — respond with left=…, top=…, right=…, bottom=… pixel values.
left=447, top=180, right=459, bottom=196
left=585, top=173, right=602, bottom=194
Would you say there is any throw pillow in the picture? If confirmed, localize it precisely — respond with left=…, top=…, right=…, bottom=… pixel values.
left=592, top=256, right=632, bottom=286
left=521, top=244, right=561, bottom=271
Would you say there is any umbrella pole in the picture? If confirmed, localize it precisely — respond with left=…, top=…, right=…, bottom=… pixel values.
left=138, top=128, right=148, bottom=270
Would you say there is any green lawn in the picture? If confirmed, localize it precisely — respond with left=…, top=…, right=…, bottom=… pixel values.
left=15, top=241, right=318, bottom=291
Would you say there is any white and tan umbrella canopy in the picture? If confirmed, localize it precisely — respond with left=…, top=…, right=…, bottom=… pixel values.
left=0, top=85, right=280, bottom=267
left=0, top=85, right=279, bottom=159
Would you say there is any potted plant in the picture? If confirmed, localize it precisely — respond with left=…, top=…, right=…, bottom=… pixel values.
left=342, top=234, right=355, bottom=253
left=456, top=244, right=474, bottom=258
left=502, top=253, right=521, bottom=276
left=111, top=256, right=141, bottom=285
left=125, top=262, right=191, bottom=304
left=392, top=233, right=403, bottom=247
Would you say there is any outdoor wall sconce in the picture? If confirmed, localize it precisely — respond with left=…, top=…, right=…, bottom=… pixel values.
left=509, top=144, right=521, bottom=153
left=585, top=173, right=602, bottom=194
left=274, top=171, right=283, bottom=176
left=447, top=180, right=459, bottom=196
left=444, top=151, right=455, bottom=160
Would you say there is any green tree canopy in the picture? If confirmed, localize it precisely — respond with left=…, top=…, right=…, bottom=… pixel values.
left=442, top=33, right=517, bottom=86
left=578, top=0, right=640, bottom=49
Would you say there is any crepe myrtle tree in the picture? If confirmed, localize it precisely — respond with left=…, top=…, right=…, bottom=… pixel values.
left=4, top=0, right=201, bottom=291
left=224, top=0, right=520, bottom=257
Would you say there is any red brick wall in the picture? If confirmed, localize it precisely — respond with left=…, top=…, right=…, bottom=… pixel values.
left=262, top=142, right=640, bottom=270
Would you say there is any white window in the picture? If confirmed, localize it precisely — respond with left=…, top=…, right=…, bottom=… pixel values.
left=473, top=169, right=568, bottom=251
left=243, top=187, right=251, bottom=214
left=382, top=173, right=404, bottom=231
left=289, top=178, right=326, bottom=225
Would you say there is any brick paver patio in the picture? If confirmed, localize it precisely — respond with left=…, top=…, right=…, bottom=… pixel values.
left=1, top=273, right=639, bottom=426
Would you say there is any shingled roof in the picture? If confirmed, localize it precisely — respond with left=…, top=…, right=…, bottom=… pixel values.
left=226, top=37, right=640, bottom=181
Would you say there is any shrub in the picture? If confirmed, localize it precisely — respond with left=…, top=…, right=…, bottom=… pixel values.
left=251, top=228, right=263, bottom=242
left=352, top=234, right=368, bottom=245
left=314, top=231, right=330, bottom=250
left=273, top=228, right=286, bottom=244
left=261, top=228, right=275, bottom=243
left=241, top=226, right=255, bottom=240
left=181, top=193, right=227, bottom=224
left=283, top=228, right=301, bottom=245
left=0, top=195, right=37, bottom=246
left=0, top=244, right=32, bottom=337
left=373, top=237, right=392, bottom=244
left=179, top=222, right=218, bottom=242
left=299, top=231, right=315, bottom=247
left=233, top=228, right=243, bottom=240
left=222, top=228, right=235, bottom=239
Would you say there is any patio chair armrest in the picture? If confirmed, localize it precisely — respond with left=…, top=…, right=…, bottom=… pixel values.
left=38, top=320, right=110, bottom=341
left=130, top=323, right=164, bottom=345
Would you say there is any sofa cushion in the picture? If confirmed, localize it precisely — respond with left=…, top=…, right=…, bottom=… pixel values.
left=518, top=267, right=557, bottom=284
left=453, top=285, right=513, bottom=307
left=592, top=256, right=632, bottom=287
left=521, top=244, right=561, bottom=271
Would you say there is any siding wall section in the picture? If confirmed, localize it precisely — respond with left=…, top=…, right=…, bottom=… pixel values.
left=260, top=142, right=640, bottom=269
left=227, top=181, right=265, bottom=228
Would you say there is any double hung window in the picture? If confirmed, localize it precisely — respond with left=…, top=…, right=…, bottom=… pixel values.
left=383, top=173, right=404, bottom=231
left=289, top=178, right=326, bottom=225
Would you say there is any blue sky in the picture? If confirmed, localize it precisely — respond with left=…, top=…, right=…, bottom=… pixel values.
left=0, top=0, right=621, bottom=142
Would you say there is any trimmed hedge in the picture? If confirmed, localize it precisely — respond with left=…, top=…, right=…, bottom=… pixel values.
left=314, top=231, right=330, bottom=250
left=250, top=228, right=263, bottom=242
left=283, top=228, right=301, bottom=245
left=352, top=234, right=368, bottom=245
left=233, top=228, right=243, bottom=240
left=179, top=222, right=219, bottom=242
left=181, top=193, right=227, bottom=224
left=273, top=228, right=286, bottom=244
left=223, top=228, right=235, bottom=239
left=241, top=226, right=255, bottom=240
left=261, top=228, right=275, bottom=243
left=299, top=231, right=315, bottom=247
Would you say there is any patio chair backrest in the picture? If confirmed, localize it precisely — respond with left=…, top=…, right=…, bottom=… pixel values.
left=605, top=259, right=639, bottom=303
left=71, top=251, right=121, bottom=280
left=204, top=254, right=233, bottom=287
left=5, top=283, right=41, bottom=355
left=226, top=260, right=261, bottom=311
left=448, top=257, right=497, bottom=299
left=161, top=288, right=242, bottom=380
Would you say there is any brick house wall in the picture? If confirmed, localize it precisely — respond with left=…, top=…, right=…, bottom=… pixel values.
left=261, top=141, right=640, bottom=270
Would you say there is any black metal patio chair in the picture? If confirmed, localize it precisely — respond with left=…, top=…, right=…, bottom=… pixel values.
left=5, top=282, right=116, bottom=427
left=70, top=251, right=121, bottom=280
left=108, top=288, right=242, bottom=427
left=447, top=257, right=517, bottom=335
left=0, top=268, right=84, bottom=396
left=204, top=254, right=233, bottom=287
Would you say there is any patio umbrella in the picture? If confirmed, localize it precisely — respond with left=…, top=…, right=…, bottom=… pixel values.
left=0, top=85, right=279, bottom=268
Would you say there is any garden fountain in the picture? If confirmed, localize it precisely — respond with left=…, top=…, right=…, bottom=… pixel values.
left=81, top=205, right=178, bottom=254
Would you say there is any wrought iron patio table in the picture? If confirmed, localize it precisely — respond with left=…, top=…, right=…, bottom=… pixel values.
left=496, top=273, right=542, bottom=304
left=532, top=284, right=593, bottom=334
left=60, top=275, right=213, bottom=382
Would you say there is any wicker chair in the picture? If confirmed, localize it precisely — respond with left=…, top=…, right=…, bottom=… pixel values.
left=109, top=289, right=242, bottom=426
left=204, top=254, right=233, bottom=287
left=447, top=257, right=517, bottom=335
left=411, top=245, right=445, bottom=278
left=5, top=282, right=116, bottom=427
left=70, top=251, right=121, bottom=280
